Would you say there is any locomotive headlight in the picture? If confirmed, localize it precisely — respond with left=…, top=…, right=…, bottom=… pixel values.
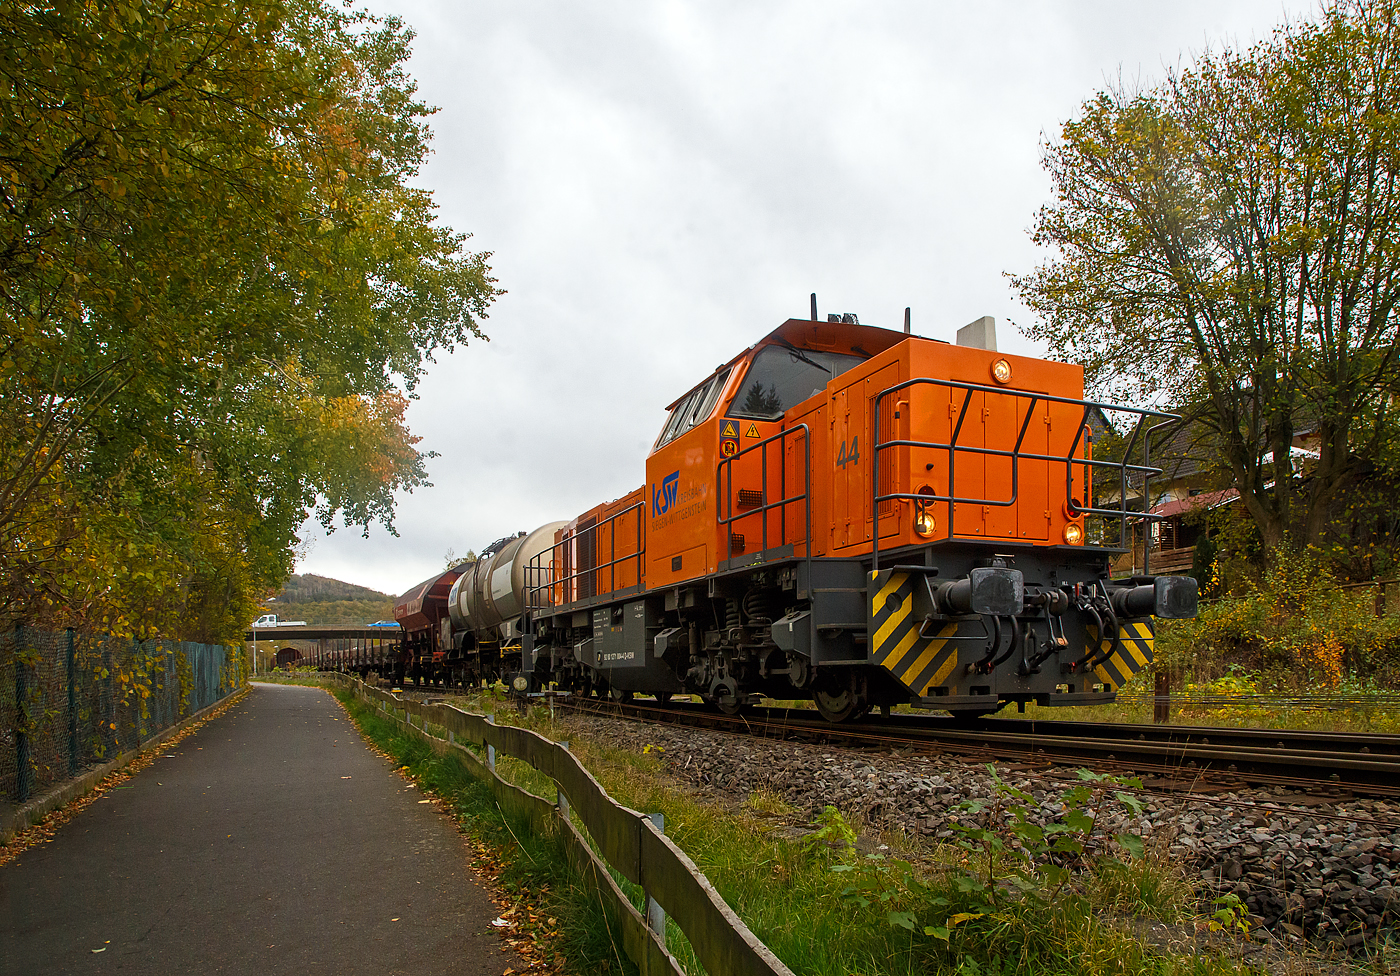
left=913, top=485, right=937, bottom=537
left=914, top=508, right=937, bottom=537
left=991, top=358, right=1013, bottom=384
left=1063, top=522, right=1084, bottom=545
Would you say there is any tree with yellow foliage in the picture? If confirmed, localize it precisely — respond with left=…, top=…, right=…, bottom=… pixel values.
left=0, top=1, right=499, bottom=640
left=1017, top=0, right=1400, bottom=559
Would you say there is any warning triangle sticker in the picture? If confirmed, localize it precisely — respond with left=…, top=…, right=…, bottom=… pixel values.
left=745, top=423, right=761, bottom=438
left=721, top=421, right=738, bottom=438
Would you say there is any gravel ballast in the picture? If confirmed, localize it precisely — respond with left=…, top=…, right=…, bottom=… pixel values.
left=570, top=711, right=1399, bottom=951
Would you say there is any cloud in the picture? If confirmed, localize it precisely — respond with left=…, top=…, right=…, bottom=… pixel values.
left=298, top=0, right=1305, bottom=594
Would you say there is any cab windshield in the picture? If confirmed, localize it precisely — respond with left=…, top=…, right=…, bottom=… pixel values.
left=727, top=345, right=865, bottom=420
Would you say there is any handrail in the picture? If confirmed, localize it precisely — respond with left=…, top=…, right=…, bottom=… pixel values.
left=338, top=676, right=794, bottom=976
left=717, top=422, right=812, bottom=568
left=871, top=377, right=1179, bottom=572
left=524, top=500, right=646, bottom=615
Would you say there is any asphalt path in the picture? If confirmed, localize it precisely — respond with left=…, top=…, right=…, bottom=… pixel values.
left=1, top=682, right=525, bottom=975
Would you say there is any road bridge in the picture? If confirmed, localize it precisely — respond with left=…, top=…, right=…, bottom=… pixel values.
left=243, top=626, right=401, bottom=641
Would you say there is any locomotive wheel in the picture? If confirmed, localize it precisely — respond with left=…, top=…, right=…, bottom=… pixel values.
left=609, top=687, right=633, bottom=703
left=814, top=687, right=869, bottom=723
left=652, top=692, right=673, bottom=706
left=715, top=693, right=746, bottom=716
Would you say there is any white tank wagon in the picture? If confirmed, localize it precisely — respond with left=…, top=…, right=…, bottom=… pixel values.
left=449, top=522, right=568, bottom=647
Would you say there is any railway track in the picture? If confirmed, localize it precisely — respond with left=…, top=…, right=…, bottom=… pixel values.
left=549, top=695, right=1400, bottom=798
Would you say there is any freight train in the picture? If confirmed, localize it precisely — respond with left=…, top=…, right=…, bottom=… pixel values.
left=327, top=305, right=1197, bottom=721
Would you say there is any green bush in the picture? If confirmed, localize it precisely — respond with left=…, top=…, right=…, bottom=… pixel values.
left=795, top=767, right=1232, bottom=976
left=1156, top=548, right=1400, bottom=686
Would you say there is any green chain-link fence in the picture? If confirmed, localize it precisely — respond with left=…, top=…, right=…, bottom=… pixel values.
left=1, top=626, right=248, bottom=804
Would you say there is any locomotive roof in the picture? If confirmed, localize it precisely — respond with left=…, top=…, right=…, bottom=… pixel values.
left=665, top=318, right=907, bottom=411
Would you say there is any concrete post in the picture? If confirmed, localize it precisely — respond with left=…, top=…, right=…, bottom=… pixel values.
left=485, top=713, right=496, bottom=771
left=14, top=622, right=30, bottom=803
left=645, top=812, right=667, bottom=943
left=556, top=741, right=571, bottom=818
left=67, top=628, right=78, bottom=776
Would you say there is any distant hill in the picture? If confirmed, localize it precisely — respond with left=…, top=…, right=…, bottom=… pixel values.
left=269, top=574, right=396, bottom=626
left=277, top=574, right=392, bottom=603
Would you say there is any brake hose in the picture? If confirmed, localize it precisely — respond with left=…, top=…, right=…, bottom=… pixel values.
left=975, top=614, right=1002, bottom=672
left=1085, top=582, right=1123, bottom=669
left=989, top=615, right=1021, bottom=669
left=1071, top=601, right=1106, bottom=671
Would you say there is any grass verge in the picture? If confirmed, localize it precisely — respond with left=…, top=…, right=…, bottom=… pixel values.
left=339, top=680, right=1274, bottom=976
left=329, top=685, right=635, bottom=975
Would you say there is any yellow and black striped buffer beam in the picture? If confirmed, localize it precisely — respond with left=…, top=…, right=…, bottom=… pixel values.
left=1088, top=620, right=1155, bottom=690
left=868, top=569, right=961, bottom=695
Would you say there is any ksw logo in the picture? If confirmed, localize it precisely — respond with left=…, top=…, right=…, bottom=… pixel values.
left=652, top=471, right=679, bottom=517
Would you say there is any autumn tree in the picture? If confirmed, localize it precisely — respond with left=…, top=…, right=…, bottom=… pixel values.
left=1016, top=0, right=1400, bottom=556
left=0, top=0, right=499, bottom=640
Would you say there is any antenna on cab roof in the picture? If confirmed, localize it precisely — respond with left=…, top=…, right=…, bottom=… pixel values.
left=810, top=293, right=819, bottom=320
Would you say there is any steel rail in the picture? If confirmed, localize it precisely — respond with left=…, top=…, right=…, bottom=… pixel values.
left=916, top=715, right=1400, bottom=757
left=390, top=682, right=1400, bottom=828
left=555, top=696, right=1400, bottom=799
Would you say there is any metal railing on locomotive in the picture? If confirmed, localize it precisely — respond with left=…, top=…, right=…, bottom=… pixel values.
left=717, top=422, right=813, bottom=571
left=869, top=378, right=1178, bottom=573
left=524, top=501, right=647, bottom=626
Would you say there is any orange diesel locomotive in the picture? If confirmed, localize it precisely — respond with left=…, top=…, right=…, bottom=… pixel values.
left=446, top=307, right=1196, bottom=721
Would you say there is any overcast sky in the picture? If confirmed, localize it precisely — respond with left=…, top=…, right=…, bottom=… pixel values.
left=295, top=0, right=1309, bottom=597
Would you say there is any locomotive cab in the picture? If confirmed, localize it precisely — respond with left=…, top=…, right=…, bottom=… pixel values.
left=644, top=319, right=904, bottom=590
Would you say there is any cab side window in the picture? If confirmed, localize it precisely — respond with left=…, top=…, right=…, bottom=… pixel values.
left=656, top=388, right=702, bottom=448
left=653, top=367, right=733, bottom=449
left=690, top=367, right=731, bottom=428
